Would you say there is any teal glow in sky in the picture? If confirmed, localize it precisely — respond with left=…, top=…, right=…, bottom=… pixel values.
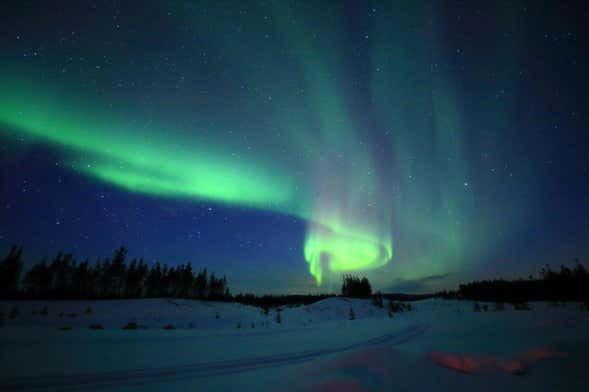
left=1, top=1, right=588, bottom=293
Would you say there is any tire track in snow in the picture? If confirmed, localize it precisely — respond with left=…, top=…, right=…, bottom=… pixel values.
left=1, top=322, right=429, bottom=391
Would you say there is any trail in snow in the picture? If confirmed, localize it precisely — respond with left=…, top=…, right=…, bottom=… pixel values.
left=0, top=322, right=429, bottom=391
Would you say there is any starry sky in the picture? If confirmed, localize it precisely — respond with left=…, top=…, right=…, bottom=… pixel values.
left=1, top=1, right=588, bottom=294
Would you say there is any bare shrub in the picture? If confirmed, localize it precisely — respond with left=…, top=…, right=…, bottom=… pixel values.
left=389, top=301, right=413, bottom=313
left=122, top=322, right=138, bottom=330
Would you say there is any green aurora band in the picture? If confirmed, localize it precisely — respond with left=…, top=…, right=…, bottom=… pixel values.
left=0, top=73, right=391, bottom=285
left=0, top=2, right=526, bottom=289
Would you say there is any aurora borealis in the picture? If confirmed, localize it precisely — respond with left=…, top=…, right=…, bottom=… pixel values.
left=1, top=1, right=588, bottom=293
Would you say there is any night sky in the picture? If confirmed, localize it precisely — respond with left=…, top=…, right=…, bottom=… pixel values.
left=1, top=1, right=588, bottom=294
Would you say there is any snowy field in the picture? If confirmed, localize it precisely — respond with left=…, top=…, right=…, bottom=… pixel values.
left=1, top=298, right=589, bottom=391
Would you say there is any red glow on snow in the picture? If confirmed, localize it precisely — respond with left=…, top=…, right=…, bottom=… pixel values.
left=498, top=359, right=526, bottom=374
left=322, top=347, right=393, bottom=379
left=429, top=352, right=484, bottom=374
left=430, top=346, right=565, bottom=375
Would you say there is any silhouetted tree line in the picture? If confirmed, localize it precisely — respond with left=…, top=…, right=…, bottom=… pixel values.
left=341, top=274, right=372, bottom=298
left=0, top=245, right=230, bottom=300
left=383, top=293, right=438, bottom=301
left=232, top=293, right=334, bottom=308
left=0, top=245, right=23, bottom=298
left=458, top=260, right=589, bottom=302
left=434, top=290, right=460, bottom=299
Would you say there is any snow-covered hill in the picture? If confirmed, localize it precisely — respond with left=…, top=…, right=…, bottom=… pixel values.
left=0, top=297, right=394, bottom=330
left=1, top=298, right=589, bottom=391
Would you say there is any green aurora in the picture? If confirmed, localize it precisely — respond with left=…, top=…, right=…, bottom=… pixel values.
left=0, top=1, right=532, bottom=289
left=0, top=70, right=392, bottom=285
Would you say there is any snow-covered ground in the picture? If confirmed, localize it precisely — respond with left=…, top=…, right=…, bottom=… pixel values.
left=1, top=298, right=588, bottom=391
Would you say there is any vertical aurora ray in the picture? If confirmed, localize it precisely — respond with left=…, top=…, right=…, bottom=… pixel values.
left=366, top=1, right=528, bottom=288
left=268, top=2, right=394, bottom=285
